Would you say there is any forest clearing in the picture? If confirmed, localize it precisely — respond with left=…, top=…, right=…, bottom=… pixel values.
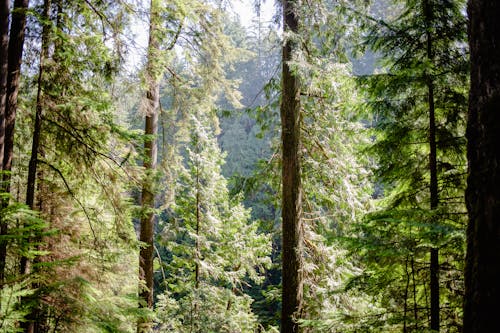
left=0, top=0, right=499, bottom=332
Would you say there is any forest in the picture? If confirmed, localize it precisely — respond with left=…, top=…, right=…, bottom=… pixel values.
left=0, top=0, right=498, bottom=332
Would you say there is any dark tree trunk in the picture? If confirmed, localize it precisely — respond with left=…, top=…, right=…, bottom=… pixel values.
left=0, top=0, right=9, bottom=285
left=464, top=1, right=500, bottom=332
left=2, top=0, right=29, bottom=184
left=423, top=1, right=440, bottom=330
left=280, top=0, right=303, bottom=332
left=137, top=1, right=159, bottom=331
left=0, top=0, right=8, bottom=171
left=21, top=1, right=51, bottom=332
left=0, top=0, right=29, bottom=288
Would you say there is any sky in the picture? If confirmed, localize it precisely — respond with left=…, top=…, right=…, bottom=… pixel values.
left=231, top=0, right=276, bottom=27
left=126, top=0, right=276, bottom=72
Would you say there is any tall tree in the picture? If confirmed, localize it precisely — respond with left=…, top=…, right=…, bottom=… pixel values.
left=3, top=0, right=29, bottom=182
left=0, top=0, right=8, bottom=172
left=423, top=0, right=439, bottom=329
left=0, top=0, right=9, bottom=285
left=281, top=0, right=303, bottom=332
left=464, top=1, right=500, bottom=332
left=138, top=0, right=160, bottom=331
left=0, top=0, right=29, bottom=288
left=356, top=0, right=468, bottom=331
left=20, top=1, right=51, bottom=332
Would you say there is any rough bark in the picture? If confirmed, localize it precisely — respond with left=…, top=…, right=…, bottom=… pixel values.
left=2, top=0, right=29, bottom=182
left=464, top=1, right=500, bottom=332
left=137, top=1, right=159, bottom=332
left=0, top=0, right=9, bottom=285
left=280, top=0, right=303, bottom=332
left=0, top=0, right=29, bottom=287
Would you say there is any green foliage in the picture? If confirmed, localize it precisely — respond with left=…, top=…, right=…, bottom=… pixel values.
left=347, top=0, right=468, bottom=331
left=156, top=116, right=271, bottom=332
left=0, top=195, right=46, bottom=333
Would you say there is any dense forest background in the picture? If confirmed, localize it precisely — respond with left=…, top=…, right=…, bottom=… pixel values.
left=0, top=0, right=498, bottom=332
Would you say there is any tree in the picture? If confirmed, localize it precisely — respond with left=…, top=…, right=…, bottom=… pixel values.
left=0, top=0, right=9, bottom=285
left=464, top=1, right=500, bottom=332
left=3, top=0, right=29, bottom=182
left=137, top=0, right=161, bottom=331
left=0, top=0, right=8, bottom=172
left=0, top=0, right=30, bottom=288
left=281, top=0, right=304, bottom=332
left=156, top=116, right=270, bottom=333
left=356, top=0, right=468, bottom=331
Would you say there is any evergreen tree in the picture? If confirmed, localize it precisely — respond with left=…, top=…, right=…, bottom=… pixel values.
left=156, top=115, right=270, bottom=333
left=137, top=1, right=161, bottom=331
left=354, top=0, right=468, bottom=331
left=464, top=1, right=500, bottom=332
left=280, top=0, right=304, bottom=331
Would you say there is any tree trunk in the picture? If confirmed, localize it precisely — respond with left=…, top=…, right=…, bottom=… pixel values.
left=0, top=0, right=9, bottom=286
left=0, top=0, right=29, bottom=288
left=0, top=0, right=8, bottom=171
left=20, top=0, right=51, bottom=331
left=280, top=0, right=303, bottom=332
left=137, top=1, right=159, bottom=332
left=2, top=0, right=29, bottom=185
left=423, top=1, right=439, bottom=330
left=464, top=1, right=500, bottom=332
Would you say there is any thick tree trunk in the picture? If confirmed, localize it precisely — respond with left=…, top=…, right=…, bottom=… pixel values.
left=464, top=1, right=500, bottom=332
left=2, top=0, right=29, bottom=184
left=137, top=1, right=159, bottom=332
left=0, top=0, right=29, bottom=288
left=0, top=0, right=9, bottom=285
left=280, top=0, right=303, bottom=332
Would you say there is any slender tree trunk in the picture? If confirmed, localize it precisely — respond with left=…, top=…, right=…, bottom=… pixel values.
left=0, top=0, right=9, bottom=285
left=281, top=0, right=303, bottom=332
left=423, top=1, right=439, bottom=330
left=195, top=145, right=200, bottom=290
left=137, top=1, right=159, bottom=332
left=464, top=1, right=500, bottom=332
left=20, top=1, right=51, bottom=332
left=404, top=256, right=410, bottom=333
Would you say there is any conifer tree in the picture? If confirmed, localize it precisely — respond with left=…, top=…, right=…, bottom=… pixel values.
left=156, top=115, right=270, bottom=333
left=281, top=0, right=304, bottom=331
left=137, top=1, right=161, bottom=331
left=464, top=1, right=500, bottom=332
left=0, top=0, right=30, bottom=288
left=356, top=0, right=468, bottom=330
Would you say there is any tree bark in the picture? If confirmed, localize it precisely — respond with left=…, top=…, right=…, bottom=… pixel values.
left=280, top=0, right=303, bottom=332
left=0, top=0, right=9, bottom=286
left=423, top=1, right=439, bottom=330
left=2, top=0, right=29, bottom=184
left=20, top=1, right=51, bottom=331
left=0, top=0, right=29, bottom=288
left=0, top=0, right=8, bottom=171
left=137, top=1, right=159, bottom=332
left=464, top=1, right=500, bottom=332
